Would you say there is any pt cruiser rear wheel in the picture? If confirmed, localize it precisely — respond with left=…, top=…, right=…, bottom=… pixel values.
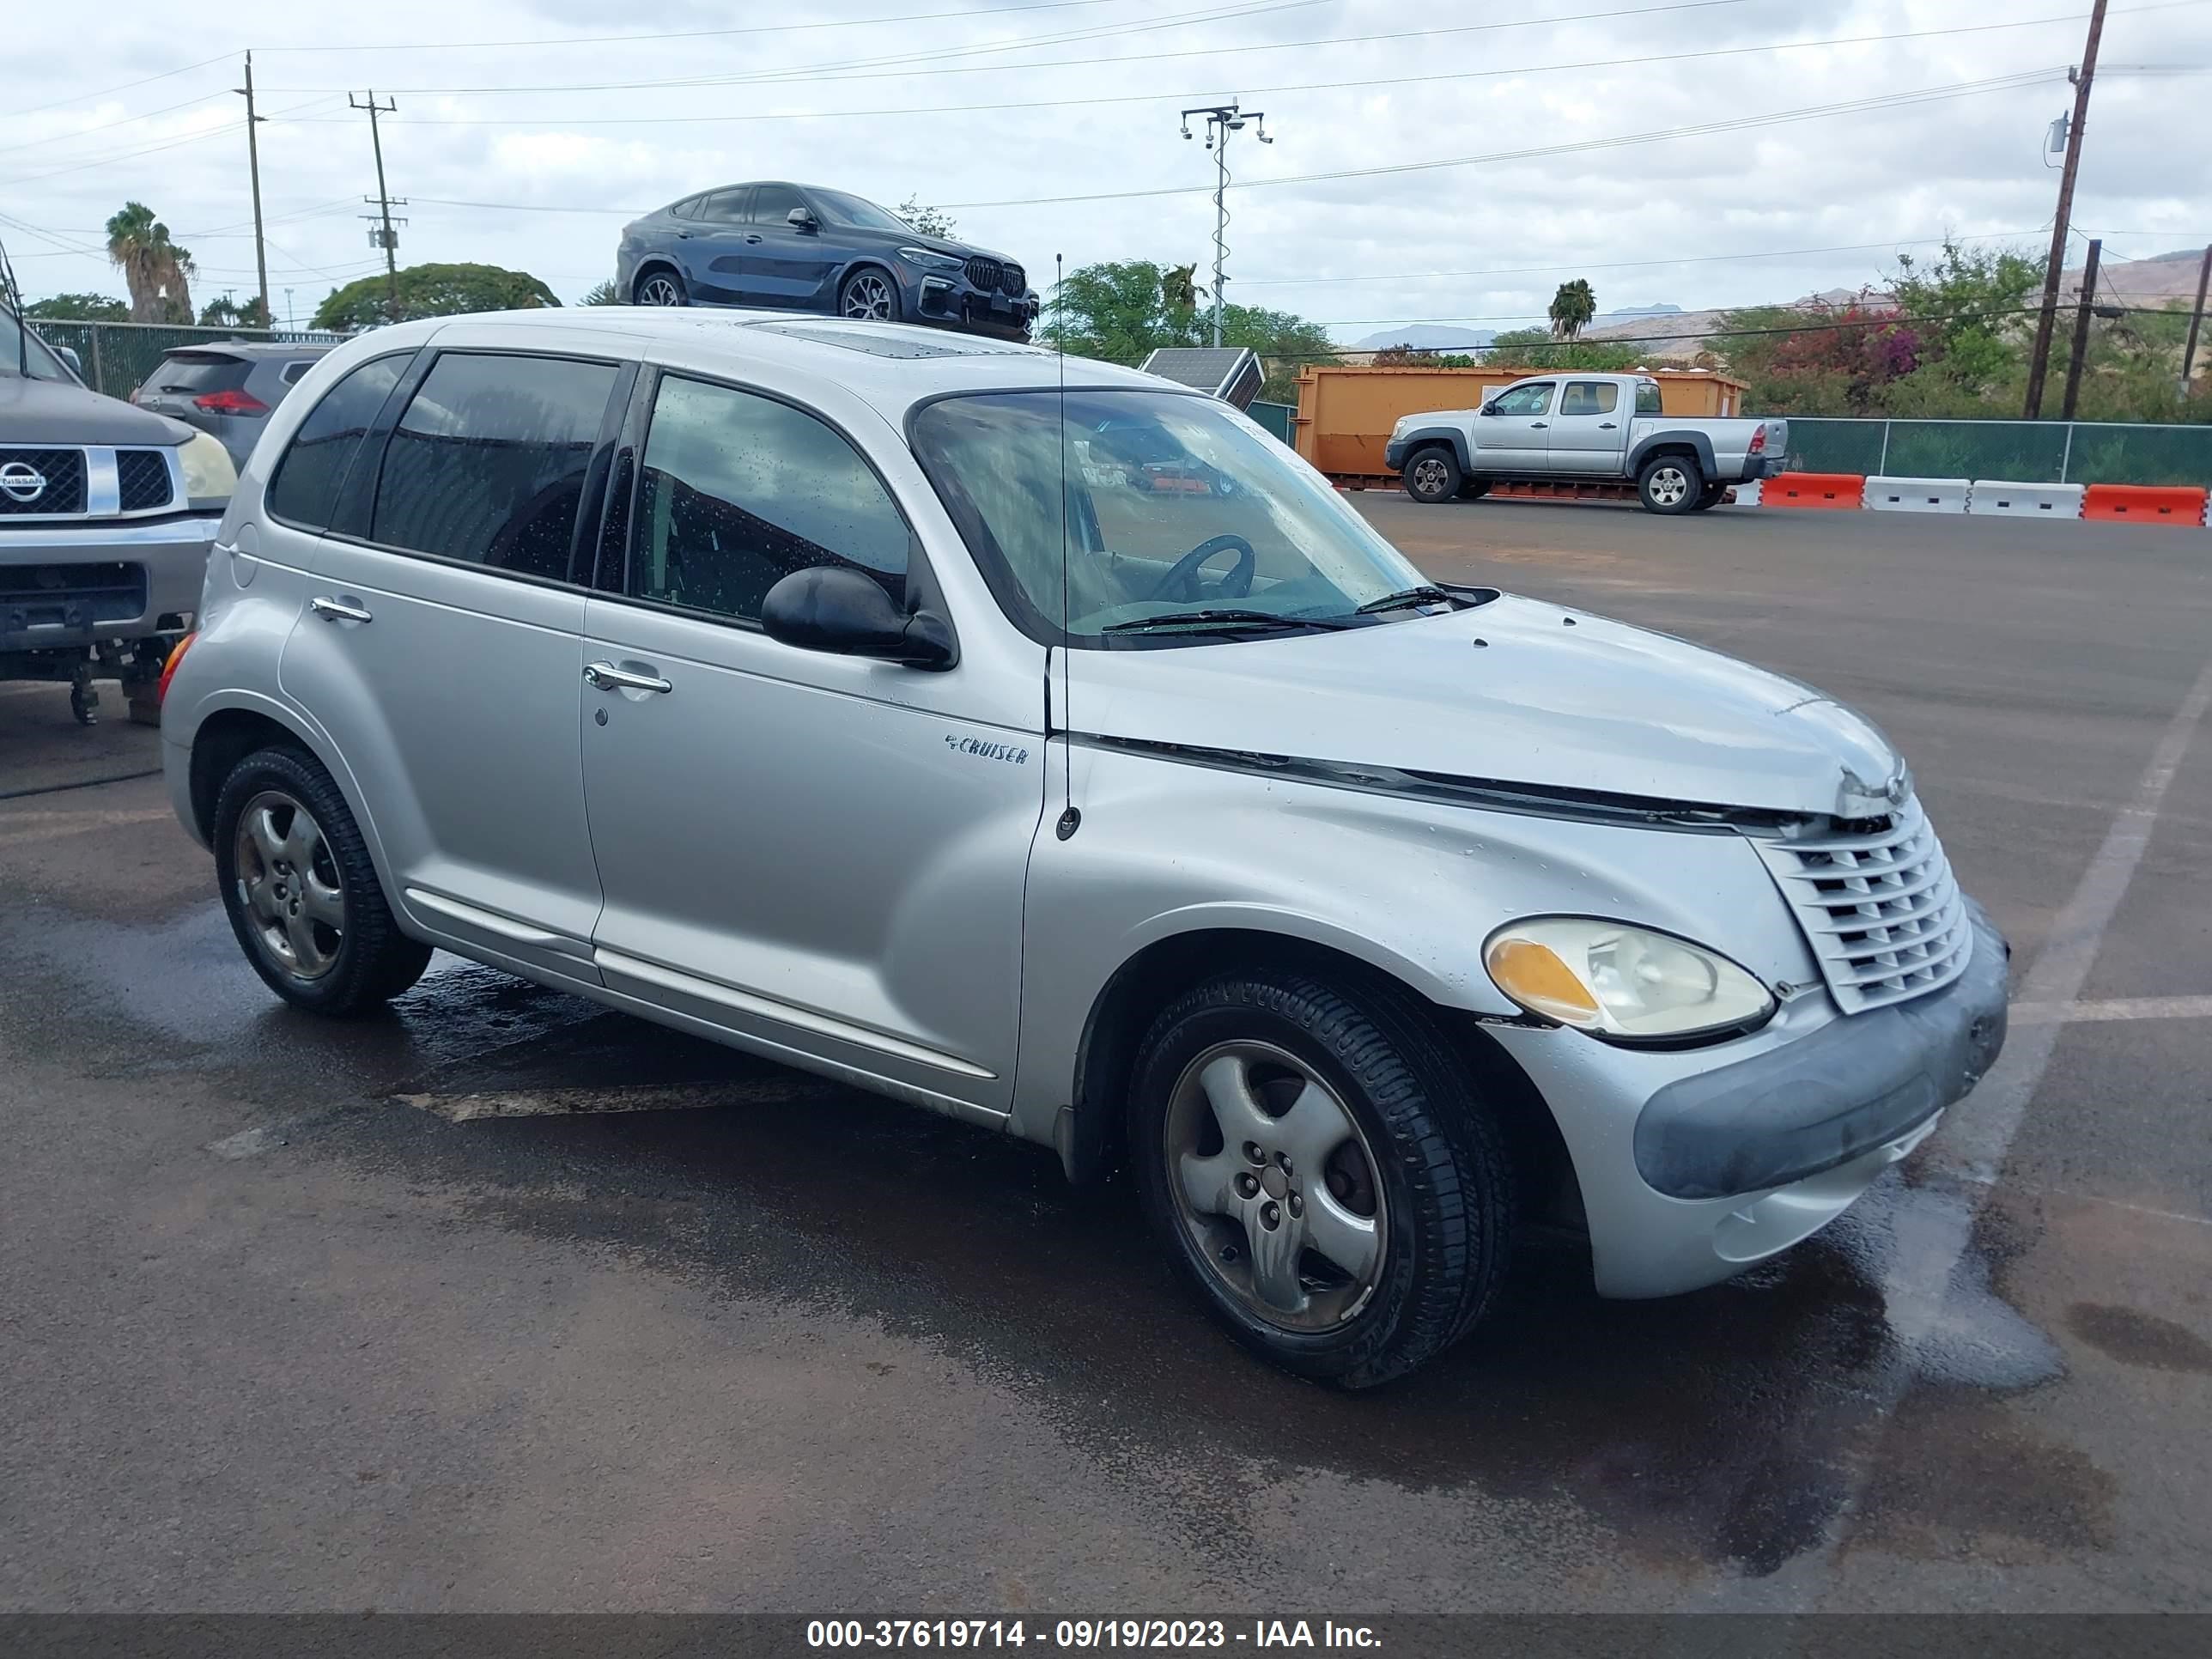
left=214, top=746, right=433, bottom=1016
left=1129, top=970, right=1515, bottom=1388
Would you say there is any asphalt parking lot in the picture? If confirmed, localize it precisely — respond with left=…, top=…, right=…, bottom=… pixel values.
left=3, top=500, right=2209, bottom=1615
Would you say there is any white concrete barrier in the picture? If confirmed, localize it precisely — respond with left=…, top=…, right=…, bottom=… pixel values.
left=1731, top=480, right=1761, bottom=507
left=1968, top=480, right=2086, bottom=518
left=1866, top=476, right=1970, bottom=514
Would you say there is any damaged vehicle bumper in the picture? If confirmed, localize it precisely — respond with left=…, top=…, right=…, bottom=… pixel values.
left=1486, top=899, right=2009, bottom=1297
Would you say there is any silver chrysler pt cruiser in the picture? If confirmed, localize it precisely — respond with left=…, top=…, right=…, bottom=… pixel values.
left=162, top=309, right=2008, bottom=1386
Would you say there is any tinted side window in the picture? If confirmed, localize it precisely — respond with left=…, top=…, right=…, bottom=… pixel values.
left=1559, top=380, right=1618, bottom=416
left=265, top=353, right=410, bottom=531
left=1635, top=381, right=1663, bottom=415
left=1489, top=382, right=1553, bottom=416
left=280, top=360, right=315, bottom=386
left=630, top=375, right=908, bottom=623
left=750, top=185, right=806, bottom=226
left=698, top=187, right=752, bottom=224
left=371, top=353, right=617, bottom=580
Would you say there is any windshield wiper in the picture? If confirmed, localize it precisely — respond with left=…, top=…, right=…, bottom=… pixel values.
left=1101, top=609, right=1346, bottom=635
left=1353, top=585, right=1461, bottom=616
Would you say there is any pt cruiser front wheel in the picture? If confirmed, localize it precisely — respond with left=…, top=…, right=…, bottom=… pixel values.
left=1128, top=971, right=1515, bottom=1388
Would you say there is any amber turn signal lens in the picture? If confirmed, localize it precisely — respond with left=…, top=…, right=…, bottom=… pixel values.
left=1484, top=938, right=1602, bottom=1025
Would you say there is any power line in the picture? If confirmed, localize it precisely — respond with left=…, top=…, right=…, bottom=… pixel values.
left=932, top=70, right=2068, bottom=209
left=254, top=0, right=1137, bottom=53
left=0, top=51, right=236, bottom=124
left=0, top=92, right=233, bottom=161
left=0, top=97, right=341, bottom=190
left=253, top=0, right=1759, bottom=96
left=275, top=9, right=2145, bottom=131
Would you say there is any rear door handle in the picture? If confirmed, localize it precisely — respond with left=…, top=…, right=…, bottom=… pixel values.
left=744, top=234, right=763, bottom=244
left=308, top=595, right=372, bottom=623
left=1598, top=422, right=1618, bottom=429
left=1530, top=422, right=1549, bottom=429
left=584, top=660, right=672, bottom=695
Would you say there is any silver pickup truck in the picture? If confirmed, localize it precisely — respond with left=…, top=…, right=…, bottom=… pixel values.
left=3, top=303, right=235, bottom=723
left=1382, top=371, right=1787, bottom=514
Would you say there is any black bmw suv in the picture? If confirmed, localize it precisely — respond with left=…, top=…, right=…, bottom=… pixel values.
left=615, top=181, right=1039, bottom=342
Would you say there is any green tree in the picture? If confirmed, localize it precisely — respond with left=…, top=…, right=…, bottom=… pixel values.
left=1485, top=325, right=1644, bottom=371
left=1043, top=258, right=1336, bottom=401
left=105, top=202, right=195, bottom=324
left=313, top=263, right=560, bottom=331
left=25, top=293, right=128, bottom=321
left=198, top=295, right=271, bottom=329
left=578, top=279, right=623, bottom=306
left=899, top=197, right=957, bottom=240
left=1547, top=277, right=1596, bottom=340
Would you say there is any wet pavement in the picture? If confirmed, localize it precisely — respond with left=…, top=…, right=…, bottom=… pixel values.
left=3, top=505, right=2209, bottom=1613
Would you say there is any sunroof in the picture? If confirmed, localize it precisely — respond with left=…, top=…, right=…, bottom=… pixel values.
left=758, top=323, right=1036, bottom=359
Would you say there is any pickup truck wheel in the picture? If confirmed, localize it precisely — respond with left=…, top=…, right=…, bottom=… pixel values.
left=1402, top=446, right=1462, bottom=504
left=1457, top=477, right=1492, bottom=501
left=1690, top=483, right=1728, bottom=512
left=1128, top=970, right=1515, bottom=1389
left=213, top=746, right=433, bottom=1017
left=1638, top=453, right=1704, bottom=514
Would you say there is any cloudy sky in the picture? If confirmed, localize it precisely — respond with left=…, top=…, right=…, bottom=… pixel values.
left=5, top=0, right=2209, bottom=340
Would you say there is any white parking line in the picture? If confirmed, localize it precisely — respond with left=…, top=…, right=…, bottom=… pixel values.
left=2008, top=994, right=2212, bottom=1025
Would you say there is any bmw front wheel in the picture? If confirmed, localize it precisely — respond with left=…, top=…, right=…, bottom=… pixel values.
left=839, top=269, right=900, bottom=321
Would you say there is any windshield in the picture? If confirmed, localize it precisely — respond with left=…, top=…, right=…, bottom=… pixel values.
left=0, top=309, right=75, bottom=382
left=910, top=389, right=1434, bottom=647
left=811, top=189, right=910, bottom=233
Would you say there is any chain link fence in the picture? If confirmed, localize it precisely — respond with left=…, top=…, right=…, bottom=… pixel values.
left=1785, top=418, right=2212, bottom=488
left=27, top=319, right=347, bottom=402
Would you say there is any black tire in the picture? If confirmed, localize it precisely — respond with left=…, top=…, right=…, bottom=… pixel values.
left=1401, top=445, right=1462, bottom=505
left=1457, top=477, right=1492, bottom=501
left=213, top=744, right=432, bottom=1017
left=1689, top=483, right=1727, bottom=512
left=1637, top=451, right=1704, bottom=514
left=1127, top=970, right=1516, bottom=1389
left=632, top=266, right=688, bottom=307
left=837, top=266, right=902, bottom=323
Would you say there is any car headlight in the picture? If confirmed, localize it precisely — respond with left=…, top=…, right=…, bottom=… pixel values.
left=1484, top=917, right=1774, bottom=1041
left=896, top=246, right=964, bottom=271
left=179, top=431, right=237, bottom=506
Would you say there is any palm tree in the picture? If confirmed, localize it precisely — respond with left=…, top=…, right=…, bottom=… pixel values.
left=105, top=202, right=196, bottom=325
left=1548, top=277, right=1596, bottom=341
left=1162, top=263, right=1206, bottom=313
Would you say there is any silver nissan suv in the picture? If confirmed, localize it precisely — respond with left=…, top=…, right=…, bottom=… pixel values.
left=161, top=308, right=2009, bottom=1387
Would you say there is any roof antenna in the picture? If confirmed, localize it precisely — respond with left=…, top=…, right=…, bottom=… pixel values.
left=1053, top=251, right=1080, bottom=842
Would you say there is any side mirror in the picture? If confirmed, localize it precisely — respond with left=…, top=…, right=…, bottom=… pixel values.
left=55, top=345, right=83, bottom=379
left=787, top=206, right=817, bottom=230
left=1480, top=402, right=1501, bottom=416
left=761, top=566, right=954, bottom=669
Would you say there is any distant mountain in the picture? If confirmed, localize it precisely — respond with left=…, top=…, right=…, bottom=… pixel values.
left=1350, top=325, right=1495, bottom=351
left=1592, top=303, right=1681, bottom=325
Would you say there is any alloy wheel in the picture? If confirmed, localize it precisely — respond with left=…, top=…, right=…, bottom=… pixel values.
left=842, top=273, right=895, bottom=319
left=1410, top=456, right=1451, bottom=498
left=234, top=791, right=344, bottom=981
left=636, top=273, right=684, bottom=306
left=1162, top=1041, right=1389, bottom=1333
left=1647, top=465, right=1689, bottom=507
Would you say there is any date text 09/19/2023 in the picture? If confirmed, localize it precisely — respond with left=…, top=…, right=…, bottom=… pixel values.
left=805, top=1619, right=1382, bottom=1649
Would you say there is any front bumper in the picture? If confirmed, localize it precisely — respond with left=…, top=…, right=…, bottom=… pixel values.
left=0, top=514, right=219, bottom=656
left=1488, top=897, right=2009, bottom=1297
left=1383, top=437, right=1411, bottom=471
left=911, top=271, right=1037, bottom=340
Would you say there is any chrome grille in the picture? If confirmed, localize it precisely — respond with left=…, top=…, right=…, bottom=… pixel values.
left=116, top=448, right=176, bottom=513
left=0, top=447, right=88, bottom=516
left=1752, top=795, right=1973, bottom=1013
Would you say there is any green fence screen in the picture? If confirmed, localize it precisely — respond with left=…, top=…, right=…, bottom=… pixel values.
left=27, top=319, right=346, bottom=402
left=1248, top=399, right=1295, bottom=445
left=1784, top=418, right=2212, bottom=489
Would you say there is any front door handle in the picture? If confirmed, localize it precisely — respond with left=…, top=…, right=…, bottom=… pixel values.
left=584, top=660, right=672, bottom=695
left=744, top=234, right=763, bottom=244
left=1530, top=422, right=1549, bottom=429
left=308, top=595, right=372, bottom=623
left=1599, top=421, right=1618, bottom=429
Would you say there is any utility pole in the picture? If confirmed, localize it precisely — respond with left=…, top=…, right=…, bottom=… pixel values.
left=2023, top=0, right=2108, bottom=417
left=235, top=52, right=270, bottom=330
left=2180, top=244, right=2212, bottom=396
left=1180, top=101, right=1272, bottom=348
left=284, top=286, right=295, bottom=330
left=2060, top=238, right=2102, bottom=421
left=350, top=91, right=405, bottom=323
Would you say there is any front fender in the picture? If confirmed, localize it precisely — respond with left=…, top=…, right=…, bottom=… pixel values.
left=1386, top=424, right=1474, bottom=472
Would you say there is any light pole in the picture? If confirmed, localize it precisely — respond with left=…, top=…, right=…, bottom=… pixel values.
left=1181, top=101, right=1271, bottom=348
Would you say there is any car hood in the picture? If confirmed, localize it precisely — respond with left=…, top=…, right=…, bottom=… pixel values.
left=1068, top=593, right=1905, bottom=818
left=866, top=228, right=1024, bottom=269
left=0, top=372, right=192, bottom=445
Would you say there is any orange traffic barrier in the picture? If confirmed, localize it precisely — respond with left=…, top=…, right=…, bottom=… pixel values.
left=1765, top=472, right=1865, bottom=509
left=2081, top=483, right=2210, bottom=525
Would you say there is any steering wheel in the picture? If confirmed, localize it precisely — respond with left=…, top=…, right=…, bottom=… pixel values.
left=1146, top=533, right=1256, bottom=604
